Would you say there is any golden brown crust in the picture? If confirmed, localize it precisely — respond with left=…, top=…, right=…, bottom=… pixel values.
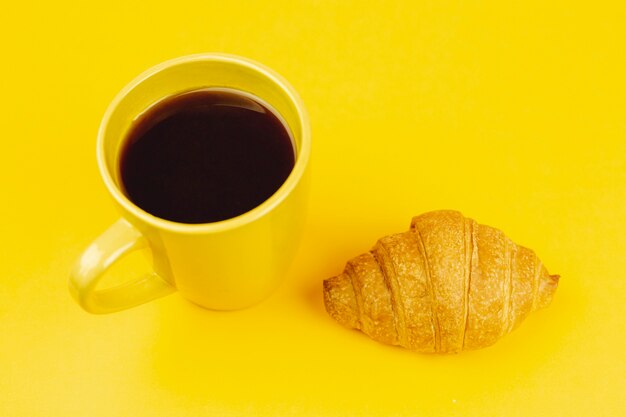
left=509, top=246, right=536, bottom=331
left=411, top=211, right=466, bottom=353
left=347, top=253, right=397, bottom=345
left=463, top=223, right=508, bottom=350
left=537, top=267, right=560, bottom=310
left=323, top=273, right=359, bottom=330
left=323, top=210, right=559, bottom=353
left=374, top=233, right=436, bottom=352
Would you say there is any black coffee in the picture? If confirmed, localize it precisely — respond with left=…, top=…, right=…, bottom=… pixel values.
left=119, top=89, right=295, bottom=224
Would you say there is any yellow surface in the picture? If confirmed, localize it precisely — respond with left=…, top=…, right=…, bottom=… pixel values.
left=1, top=1, right=625, bottom=416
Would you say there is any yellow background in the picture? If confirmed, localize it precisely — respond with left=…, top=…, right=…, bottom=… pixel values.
left=1, top=1, right=625, bottom=416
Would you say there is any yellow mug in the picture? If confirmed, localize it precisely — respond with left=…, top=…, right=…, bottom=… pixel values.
left=69, top=53, right=311, bottom=314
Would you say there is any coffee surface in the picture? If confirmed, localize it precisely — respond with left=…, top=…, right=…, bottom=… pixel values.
left=119, top=88, right=295, bottom=224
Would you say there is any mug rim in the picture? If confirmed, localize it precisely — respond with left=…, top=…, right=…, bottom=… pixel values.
left=97, top=53, right=311, bottom=235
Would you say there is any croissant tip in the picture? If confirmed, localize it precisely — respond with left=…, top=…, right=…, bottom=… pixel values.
left=322, top=278, right=333, bottom=300
left=323, top=273, right=360, bottom=330
left=550, top=274, right=561, bottom=283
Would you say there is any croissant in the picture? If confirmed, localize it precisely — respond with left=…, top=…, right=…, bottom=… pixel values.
left=323, top=210, right=559, bottom=353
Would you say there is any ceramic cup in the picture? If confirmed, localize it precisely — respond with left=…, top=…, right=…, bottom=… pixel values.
left=69, top=53, right=311, bottom=314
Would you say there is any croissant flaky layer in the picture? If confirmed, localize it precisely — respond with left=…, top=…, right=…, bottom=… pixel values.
left=323, top=210, right=559, bottom=353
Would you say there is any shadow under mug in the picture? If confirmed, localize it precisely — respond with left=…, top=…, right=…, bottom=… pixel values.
left=69, top=53, right=311, bottom=314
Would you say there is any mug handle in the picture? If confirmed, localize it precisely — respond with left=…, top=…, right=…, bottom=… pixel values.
left=69, top=219, right=175, bottom=314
